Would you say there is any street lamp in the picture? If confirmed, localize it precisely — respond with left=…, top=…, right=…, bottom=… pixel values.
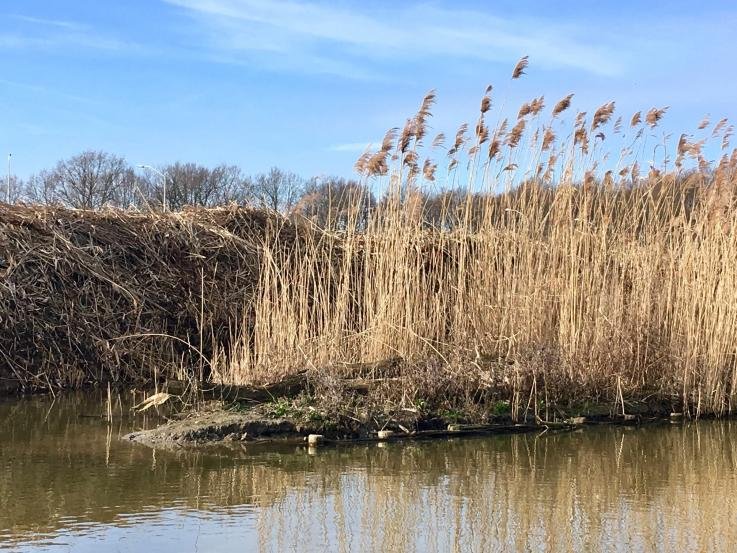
left=137, top=164, right=168, bottom=211
left=6, top=153, right=11, bottom=204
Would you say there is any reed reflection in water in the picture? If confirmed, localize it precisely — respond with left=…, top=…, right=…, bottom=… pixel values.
left=1, top=393, right=735, bottom=552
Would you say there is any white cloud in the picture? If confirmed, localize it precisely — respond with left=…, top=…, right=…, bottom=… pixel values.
left=1, top=14, right=144, bottom=54
left=163, top=0, right=627, bottom=79
left=329, top=141, right=377, bottom=153
left=0, top=78, right=96, bottom=105
left=0, top=33, right=131, bottom=52
left=9, top=14, right=84, bottom=30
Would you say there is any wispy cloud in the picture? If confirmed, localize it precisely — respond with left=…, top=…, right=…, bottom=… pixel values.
left=17, top=122, right=57, bottom=137
left=1, top=13, right=143, bottom=54
left=8, top=14, right=84, bottom=30
left=0, top=78, right=96, bottom=105
left=329, top=141, right=377, bottom=153
left=163, top=0, right=628, bottom=79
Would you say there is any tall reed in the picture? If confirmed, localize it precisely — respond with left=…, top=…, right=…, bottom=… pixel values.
left=215, top=58, right=737, bottom=417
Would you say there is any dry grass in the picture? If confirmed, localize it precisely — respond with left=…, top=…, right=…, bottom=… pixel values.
left=0, top=205, right=313, bottom=391
left=2, top=57, right=736, bottom=419
left=216, top=59, right=737, bottom=417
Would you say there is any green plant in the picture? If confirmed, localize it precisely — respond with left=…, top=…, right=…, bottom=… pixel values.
left=267, top=398, right=297, bottom=419
left=440, top=409, right=464, bottom=423
left=492, top=401, right=511, bottom=417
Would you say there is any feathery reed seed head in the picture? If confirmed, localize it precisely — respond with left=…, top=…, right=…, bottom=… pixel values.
left=512, top=55, right=529, bottom=79
left=552, top=94, right=574, bottom=117
left=592, top=101, right=616, bottom=130
left=480, top=95, right=491, bottom=114
left=646, top=107, right=669, bottom=128
left=506, top=120, right=526, bottom=148
left=542, top=127, right=556, bottom=151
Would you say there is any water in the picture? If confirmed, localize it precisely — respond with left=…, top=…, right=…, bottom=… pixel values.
left=1, top=393, right=736, bottom=552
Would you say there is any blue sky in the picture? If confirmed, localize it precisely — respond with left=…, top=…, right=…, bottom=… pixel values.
left=1, top=0, right=736, bottom=181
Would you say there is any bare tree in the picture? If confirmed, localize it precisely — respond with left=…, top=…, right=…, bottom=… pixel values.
left=296, top=176, right=374, bottom=229
left=22, top=156, right=311, bottom=212
left=3, top=175, right=24, bottom=204
left=140, top=163, right=252, bottom=210
left=421, top=189, right=465, bottom=229
left=252, top=167, right=303, bottom=213
left=27, top=151, right=135, bottom=209
left=211, top=164, right=253, bottom=205
left=24, top=171, right=57, bottom=205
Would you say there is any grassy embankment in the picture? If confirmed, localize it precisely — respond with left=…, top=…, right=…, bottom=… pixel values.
left=2, top=57, right=736, bottom=422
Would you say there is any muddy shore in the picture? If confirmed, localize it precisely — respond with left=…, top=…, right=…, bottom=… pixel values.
left=123, top=398, right=681, bottom=450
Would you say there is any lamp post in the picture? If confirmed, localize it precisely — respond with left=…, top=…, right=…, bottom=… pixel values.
left=6, top=153, right=11, bottom=204
left=138, top=164, right=168, bottom=211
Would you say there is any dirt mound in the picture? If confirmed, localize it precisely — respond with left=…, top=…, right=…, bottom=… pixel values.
left=0, top=204, right=304, bottom=392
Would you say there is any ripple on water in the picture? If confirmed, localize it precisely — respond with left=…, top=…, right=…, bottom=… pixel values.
left=2, top=393, right=737, bottom=552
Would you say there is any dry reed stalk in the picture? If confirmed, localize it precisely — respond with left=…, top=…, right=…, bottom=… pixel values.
left=0, top=205, right=297, bottom=391
left=4, top=58, right=737, bottom=421
left=106, top=382, right=112, bottom=423
left=214, top=71, right=737, bottom=419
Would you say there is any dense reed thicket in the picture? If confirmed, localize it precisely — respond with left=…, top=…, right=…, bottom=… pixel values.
left=217, top=59, right=737, bottom=417
left=2, top=57, right=736, bottom=417
left=0, top=205, right=319, bottom=392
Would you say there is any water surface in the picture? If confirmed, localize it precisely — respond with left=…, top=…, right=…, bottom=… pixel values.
left=1, top=393, right=736, bottom=552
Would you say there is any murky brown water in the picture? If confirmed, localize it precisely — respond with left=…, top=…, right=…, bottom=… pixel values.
left=1, top=392, right=736, bottom=552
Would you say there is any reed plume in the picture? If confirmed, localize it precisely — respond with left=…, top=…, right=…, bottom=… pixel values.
left=591, top=102, right=616, bottom=130
left=205, top=70, right=737, bottom=421
left=646, top=107, right=669, bottom=128
left=552, top=94, right=574, bottom=117
left=506, top=120, right=526, bottom=148
left=512, top=56, right=529, bottom=79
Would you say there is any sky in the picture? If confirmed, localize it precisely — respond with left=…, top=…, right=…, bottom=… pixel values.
left=1, top=0, right=736, bottom=181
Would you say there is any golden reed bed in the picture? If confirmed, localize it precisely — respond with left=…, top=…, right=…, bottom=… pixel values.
left=2, top=57, right=736, bottom=417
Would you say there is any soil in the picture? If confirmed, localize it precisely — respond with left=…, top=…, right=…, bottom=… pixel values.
left=124, top=407, right=322, bottom=448
left=123, top=399, right=679, bottom=450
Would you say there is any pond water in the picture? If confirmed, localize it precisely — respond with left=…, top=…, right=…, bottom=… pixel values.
left=1, top=392, right=736, bottom=552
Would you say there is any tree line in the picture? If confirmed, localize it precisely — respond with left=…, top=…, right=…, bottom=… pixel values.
left=6, top=150, right=378, bottom=228
left=9, top=149, right=703, bottom=231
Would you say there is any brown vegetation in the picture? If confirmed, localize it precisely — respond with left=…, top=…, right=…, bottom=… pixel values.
left=0, top=205, right=312, bottom=390
left=2, top=57, right=737, bottom=420
left=217, top=58, right=737, bottom=418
